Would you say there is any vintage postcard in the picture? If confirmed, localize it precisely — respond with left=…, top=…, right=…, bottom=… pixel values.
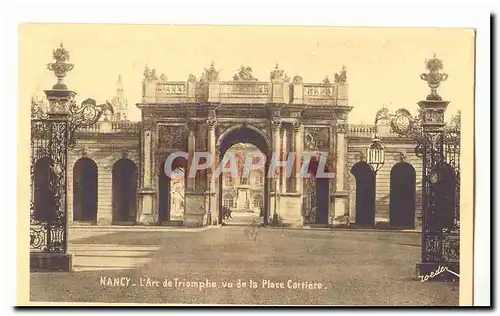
left=17, top=24, right=475, bottom=306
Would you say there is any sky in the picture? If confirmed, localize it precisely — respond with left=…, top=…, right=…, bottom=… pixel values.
left=19, top=25, right=475, bottom=124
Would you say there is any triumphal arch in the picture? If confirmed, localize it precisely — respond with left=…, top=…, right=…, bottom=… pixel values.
left=136, top=63, right=352, bottom=227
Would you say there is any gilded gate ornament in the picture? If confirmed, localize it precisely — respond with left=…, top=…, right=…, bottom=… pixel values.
left=420, top=53, right=448, bottom=100
left=47, top=43, right=74, bottom=89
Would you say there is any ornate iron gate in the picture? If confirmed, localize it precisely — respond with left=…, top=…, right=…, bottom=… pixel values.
left=389, top=55, right=461, bottom=277
left=420, top=115, right=460, bottom=264
left=30, top=118, right=69, bottom=253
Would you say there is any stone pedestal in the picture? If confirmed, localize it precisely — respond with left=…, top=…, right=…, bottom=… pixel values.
left=236, top=187, right=250, bottom=211
left=332, top=192, right=349, bottom=225
left=30, top=253, right=74, bottom=272
left=137, top=189, right=156, bottom=225
left=333, top=125, right=349, bottom=224
left=278, top=193, right=303, bottom=227
left=184, top=191, right=207, bottom=227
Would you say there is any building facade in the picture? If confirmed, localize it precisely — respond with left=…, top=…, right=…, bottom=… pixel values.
left=44, top=64, right=429, bottom=228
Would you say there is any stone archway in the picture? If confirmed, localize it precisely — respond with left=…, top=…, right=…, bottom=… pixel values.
left=73, top=157, right=98, bottom=223
left=350, top=161, right=376, bottom=226
left=216, top=125, right=270, bottom=226
left=303, top=157, right=330, bottom=225
left=389, top=162, right=416, bottom=228
left=158, top=155, right=187, bottom=223
left=112, top=159, right=138, bottom=224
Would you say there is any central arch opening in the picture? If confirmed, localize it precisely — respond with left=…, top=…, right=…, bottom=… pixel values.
left=218, top=126, right=270, bottom=226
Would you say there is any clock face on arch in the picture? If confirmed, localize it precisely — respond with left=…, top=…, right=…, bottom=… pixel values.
left=391, top=112, right=412, bottom=135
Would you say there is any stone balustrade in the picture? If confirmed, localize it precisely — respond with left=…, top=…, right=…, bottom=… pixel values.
left=76, top=121, right=140, bottom=134
left=348, top=124, right=409, bottom=138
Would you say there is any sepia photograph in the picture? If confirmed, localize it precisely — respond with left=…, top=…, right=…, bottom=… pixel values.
left=16, top=23, right=477, bottom=306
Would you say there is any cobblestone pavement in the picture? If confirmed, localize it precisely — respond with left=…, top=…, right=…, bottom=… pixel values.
left=30, top=227, right=458, bottom=306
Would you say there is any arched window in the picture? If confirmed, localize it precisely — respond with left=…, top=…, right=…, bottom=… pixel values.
left=223, top=194, right=234, bottom=208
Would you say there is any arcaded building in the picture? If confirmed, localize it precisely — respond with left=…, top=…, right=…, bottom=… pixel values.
left=44, top=64, right=427, bottom=228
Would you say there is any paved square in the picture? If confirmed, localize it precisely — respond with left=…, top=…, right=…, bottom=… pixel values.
left=30, top=227, right=458, bottom=305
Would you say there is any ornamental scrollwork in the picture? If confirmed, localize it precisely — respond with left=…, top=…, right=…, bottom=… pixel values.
left=157, top=124, right=189, bottom=151
left=336, top=123, right=349, bottom=134
left=292, top=75, right=303, bottom=85
left=31, top=96, right=48, bottom=119
left=304, top=127, right=330, bottom=152
left=68, top=98, right=105, bottom=148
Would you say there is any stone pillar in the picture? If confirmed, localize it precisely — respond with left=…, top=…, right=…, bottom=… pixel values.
left=183, top=121, right=207, bottom=227
left=281, top=128, right=287, bottom=193
left=186, top=123, right=196, bottom=191
left=137, top=128, right=156, bottom=225
left=207, top=82, right=220, bottom=103
left=292, top=77, right=304, bottom=104
left=293, top=122, right=304, bottom=194
left=207, top=119, right=217, bottom=225
left=272, top=121, right=282, bottom=193
left=332, top=123, right=349, bottom=224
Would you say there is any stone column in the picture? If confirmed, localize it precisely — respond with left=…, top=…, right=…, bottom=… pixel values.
left=186, top=123, right=196, bottom=191
left=332, top=123, right=349, bottom=223
left=269, top=120, right=282, bottom=223
left=281, top=127, right=287, bottom=193
left=137, top=128, right=156, bottom=225
left=293, top=122, right=304, bottom=194
left=206, top=119, right=217, bottom=225
left=183, top=121, right=207, bottom=227
left=272, top=121, right=282, bottom=193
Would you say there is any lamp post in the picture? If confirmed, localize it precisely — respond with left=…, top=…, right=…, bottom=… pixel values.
left=207, top=171, right=213, bottom=226
left=366, top=133, right=385, bottom=175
